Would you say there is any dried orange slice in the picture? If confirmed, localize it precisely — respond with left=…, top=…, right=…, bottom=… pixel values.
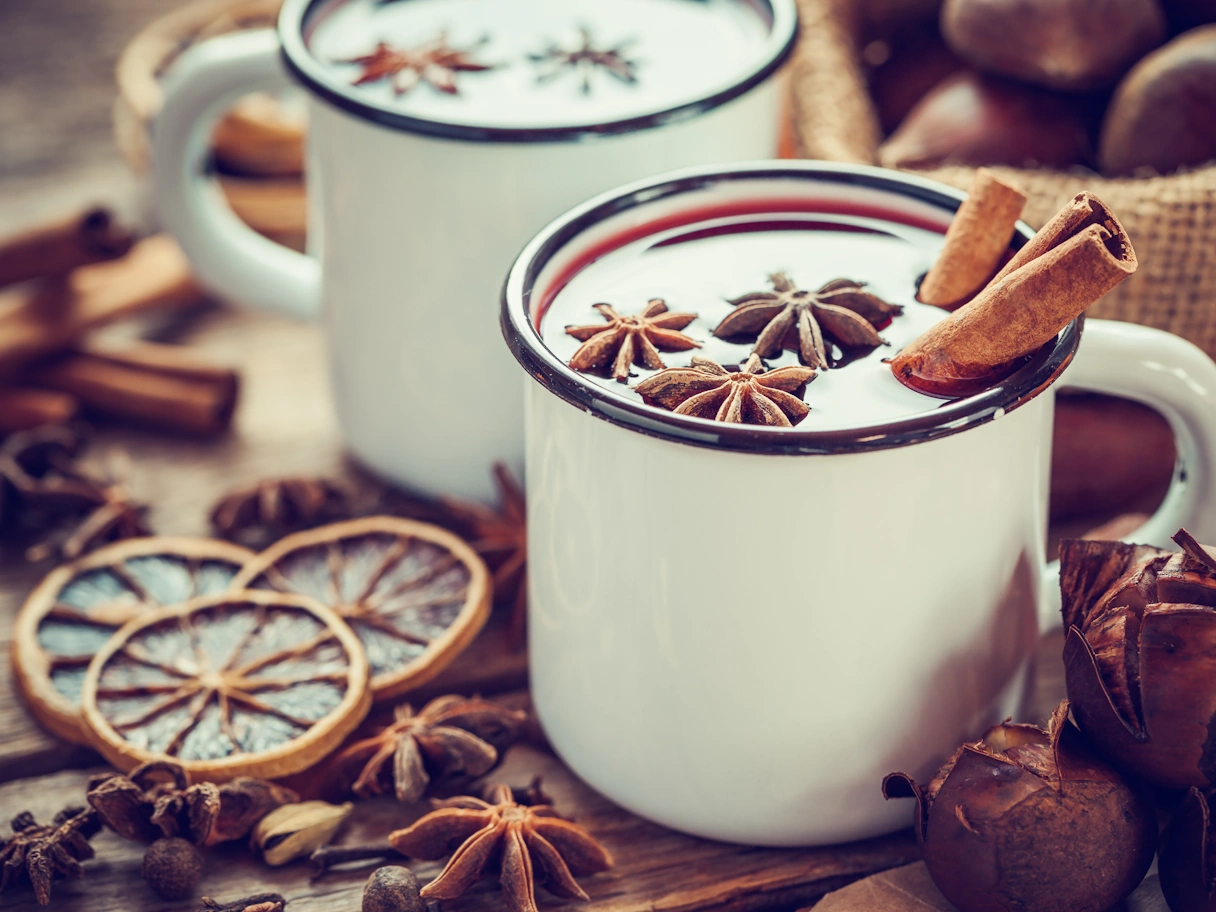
left=229, top=516, right=491, bottom=701
left=79, top=590, right=370, bottom=781
left=12, top=536, right=255, bottom=744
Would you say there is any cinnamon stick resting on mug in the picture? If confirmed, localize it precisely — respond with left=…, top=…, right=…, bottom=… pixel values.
left=891, top=192, right=1137, bottom=396
left=0, top=208, right=135, bottom=289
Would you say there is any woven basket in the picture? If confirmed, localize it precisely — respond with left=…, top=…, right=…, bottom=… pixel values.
left=789, top=0, right=1216, bottom=358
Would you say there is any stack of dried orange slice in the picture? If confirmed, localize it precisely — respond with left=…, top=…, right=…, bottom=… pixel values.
left=11, top=516, right=492, bottom=781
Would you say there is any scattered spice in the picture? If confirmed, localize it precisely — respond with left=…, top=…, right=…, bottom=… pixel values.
left=566, top=298, right=701, bottom=382
left=309, top=843, right=397, bottom=878
left=530, top=28, right=639, bottom=93
left=491, top=776, right=555, bottom=809
left=199, top=894, right=286, bottom=912
left=714, top=274, right=901, bottom=369
left=389, top=783, right=612, bottom=912
left=335, top=694, right=527, bottom=802
left=633, top=353, right=816, bottom=427
left=210, top=476, right=352, bottom=547
left=0, top=806, right=101, bottom=906
left=0, top=206, right=134, bottom=289
left=142, top=836, right=203, bottom=900
left=252, top=800, right=353, bottom=867
left=340, top=33, right=493, bottom=95
left=363, top=865, right=424, bottom=912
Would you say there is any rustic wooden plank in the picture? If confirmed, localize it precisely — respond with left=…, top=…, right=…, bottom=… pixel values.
left=0, top=744, right=921, bottom=912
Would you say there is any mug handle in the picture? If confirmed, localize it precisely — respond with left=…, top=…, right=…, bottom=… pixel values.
left=153, top=29, right=321, bottom=319
left=1039, top=318, right=1216, bottom=631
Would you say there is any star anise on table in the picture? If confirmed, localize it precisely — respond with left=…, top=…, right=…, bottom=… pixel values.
left=0, top=806, right=101, bottom=906
left=529, top=27, right=639, bottom=93
left=210, top=476, right=352, bottom=548
left=339, top=33, right=493, bottom=95
left=714, top=273, right=903, bottom=369
left=389, top=783, right=612, bottom=912
left=335, top=695, right=527, bottom=802
left=634, top=352, right=816, bottom=427
left=566, top=298, right=701, bottom=383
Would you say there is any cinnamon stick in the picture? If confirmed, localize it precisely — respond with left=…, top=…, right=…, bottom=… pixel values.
left=890, top=192, right=1137, bottom=397
left=0, top=234, right=202, bottom=379
left=0, top=388, right=79, bottom=434
left=211, top=93, right=306, bottom=177
left=918, top=169, right=1027, bottom=308
left=33, top=342, right=239, bottom=437
left=0, top=208, right=135, bottom=290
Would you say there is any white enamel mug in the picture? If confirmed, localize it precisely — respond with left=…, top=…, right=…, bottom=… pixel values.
left=501, top=161, right=1216, bottom=846
left=152, top=0, right=798, bottom=502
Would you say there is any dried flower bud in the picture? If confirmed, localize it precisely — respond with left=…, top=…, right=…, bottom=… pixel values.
left=883, top=702, right=1155, bottom=912
left=363, top=865, right=424, bottom=912
left=142, top=837, right=203, bottom=900
left=251, top=801, right=352, bottom=866
left=1061, top=532, right=1216, bottom=788
left=199, top=893, right=286, bottom=912
left=1159, top=788, right=1216, bottom=912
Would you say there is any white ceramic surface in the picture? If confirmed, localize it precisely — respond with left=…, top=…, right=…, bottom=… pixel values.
left=503, top=162, right=1216, bottom=845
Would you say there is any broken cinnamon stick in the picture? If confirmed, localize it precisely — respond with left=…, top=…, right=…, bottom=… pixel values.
left=0, top=208, right=135, bottom=290
left=211, top=93, right=306, bottom=177
left=0, top=235, right=203, bottom=379
left=890, top=192, right=1137, bottom=397
left=918, top=169, right=1027, bottom=308
left=33, top=342, right=239, bottom=437
left=0, top=388, right=79, bottom=434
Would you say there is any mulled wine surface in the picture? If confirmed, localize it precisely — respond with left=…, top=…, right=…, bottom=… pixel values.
left=539, top=213, right=957, bottom=431
left=304, top=0, right=772, bottom=128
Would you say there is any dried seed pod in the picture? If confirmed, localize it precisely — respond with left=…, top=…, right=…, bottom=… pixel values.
left=251, top=801, right=352, bottom=866
left=1160, top=788, right=1216, bottom=912
left=1061, top=531, right=1216, bottom=788
left=208, top=779, right=299, bottom=845
left=363, top=866, right=424, bottom=912
left=142, top=837, right=203, bottom=900
left=883, top=702, right=1155, bottom=912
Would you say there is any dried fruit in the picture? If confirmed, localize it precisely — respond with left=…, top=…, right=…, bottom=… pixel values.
left=883, top=702, right=1155, bottom=912
left=339, top=33, right=493, bottom=95
left=230, top=516, right=491, bottom=701
left=335, top=695, right=527, bottom=802
left=363, top=865, right=424, bottom=912
left=79, top=590, right=371, bottom=781
left=713, top=273, right=899, bottom=369
left=251, top=800, right=352, bottom=866
left=1099, top=26, right=1216, bottom=176
left=13, top=536, right=253, bottom=744
left=389, top=783, right=612, bottom=912
left=199, top=893, right=286, bottom=912
left=0, top=807, right=101, bottom=906
left=142, top=836, right=203, bottom=900
left=210, top=476, right=351, bottom=548
left=1061, top=530, right=1216, bottom=788
left=941, top=0, right=1166, bottom=91
left=529, top=28, right=639, bottom=93
left=1159, top=787, right=1216, bottom=912
left=634, top=353, right=816, bottom=427
left=565, top=299, right=700, bottom=383
left=879, top=71, right=1096, bottom=170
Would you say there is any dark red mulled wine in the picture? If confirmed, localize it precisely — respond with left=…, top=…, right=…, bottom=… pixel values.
left=539, top=210, right=959, bottom=430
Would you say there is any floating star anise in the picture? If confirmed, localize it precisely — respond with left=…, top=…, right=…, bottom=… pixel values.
left=529, top=28, right=639, bottom=93
left=566, top=298, right=701, bottom=382
left=389, top=784, right=612, bottom=912
left=634, top=353, right=816, bottom=427
left=0, top=806, right=101, bottom=905
left=210, top=476, right=352, bottom=548
left=340, top=33, right=493, bottom=95
left=335, top=695, right=527, bottom=802
left=714, top=273, right=903, bottom=369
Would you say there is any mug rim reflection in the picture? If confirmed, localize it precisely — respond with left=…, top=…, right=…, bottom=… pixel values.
left=500, top=160, right=1083, bottom=456
left=278, top=0, right=799, bottom=143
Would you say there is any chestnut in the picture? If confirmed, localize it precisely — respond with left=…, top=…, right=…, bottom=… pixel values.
left=884, top=701, right=1156, bottom=912
left=941, top=0, right=1167, bottom=91
left=879, top=71, right=1095, bottom=170
left=1160, top=788, right=1216, bottom=912
left=1099, top=26, right=1216, bottom=176
left=1061, top=531, right=1216, bottom=788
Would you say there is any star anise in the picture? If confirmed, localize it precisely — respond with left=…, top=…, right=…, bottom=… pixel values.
left=439, top=463, right=528, bottom=645
left=340, top=33, right=493, bottom=95
left=714, top=274, right=903, bottom=369
left=529, top=27, right=639, bottom=93
left=389, top=784, right=612, bottom=912
left=566, top=298, right=701, bottom=382
left=634, top=352, right=816, bottom=427
left=210, top=476, right=352, bottom=547
left=0, top=806, right=101, bottom=905
left=335, top=695, right=527, bottom=803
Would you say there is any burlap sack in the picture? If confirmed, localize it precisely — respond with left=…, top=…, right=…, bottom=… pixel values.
left=789, top=0, right=1216, bottom=358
